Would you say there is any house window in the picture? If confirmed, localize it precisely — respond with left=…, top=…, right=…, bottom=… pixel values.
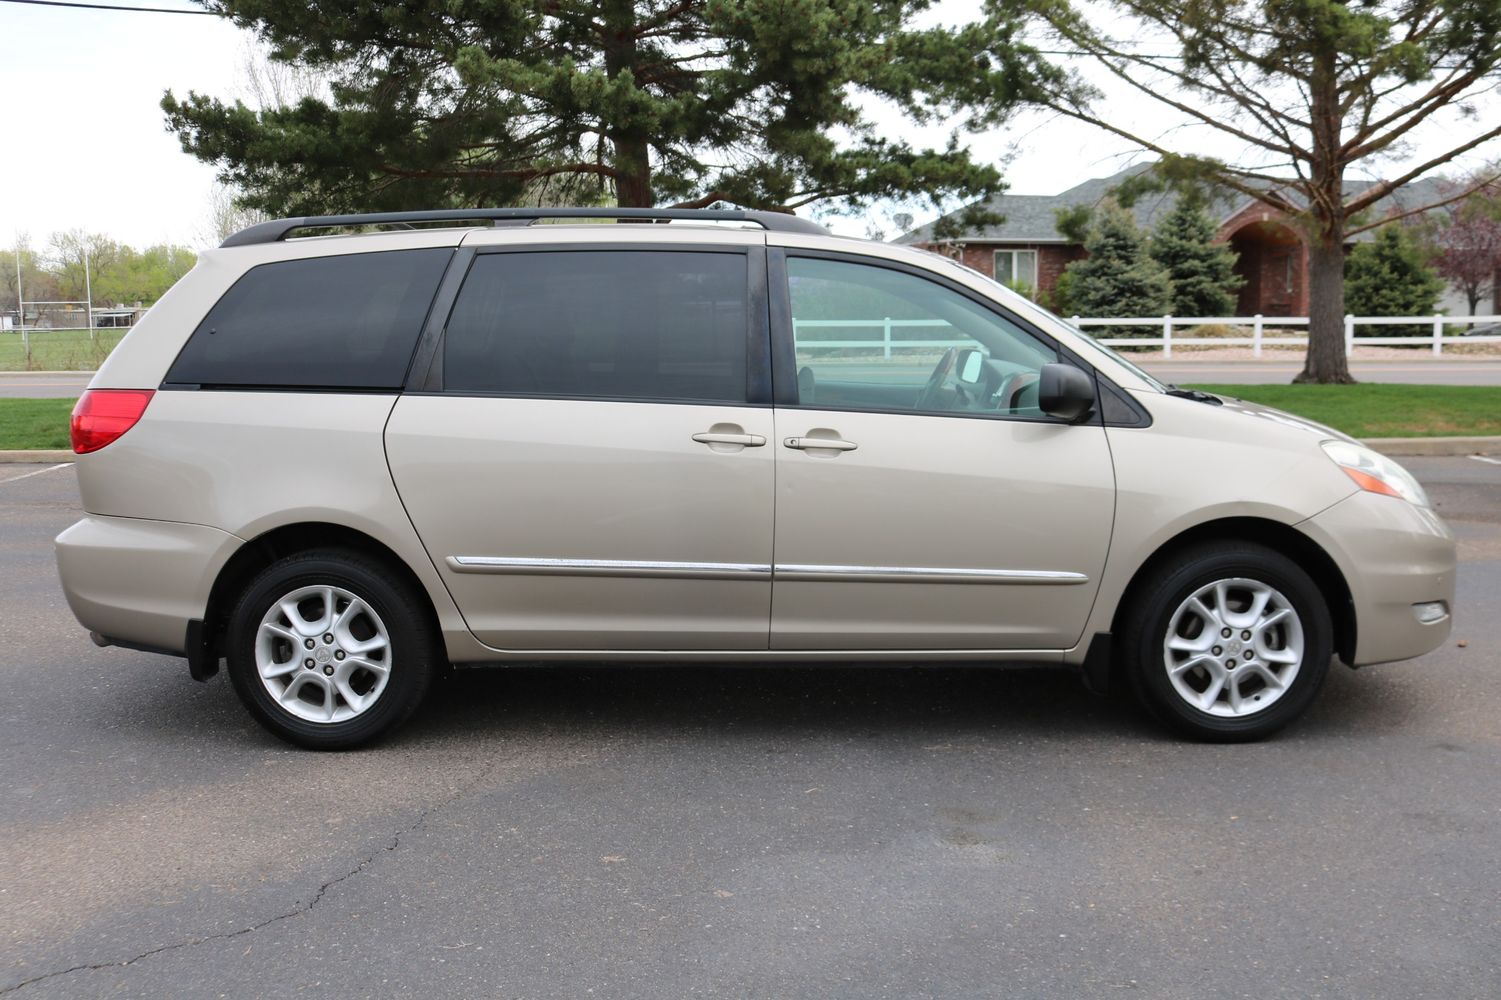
left=993, top=250, right=1038, bottom=295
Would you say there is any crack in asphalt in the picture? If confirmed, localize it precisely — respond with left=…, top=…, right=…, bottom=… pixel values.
left=2, top=767, right=496, bottom=996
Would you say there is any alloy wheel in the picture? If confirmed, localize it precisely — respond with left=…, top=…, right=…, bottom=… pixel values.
left=254, top=585, right=392, bottom=724
left=1162, top=577, right=1304, bottom=717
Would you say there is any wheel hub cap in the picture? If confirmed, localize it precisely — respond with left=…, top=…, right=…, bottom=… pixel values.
left=254, top=585, right=392, bottom=724
left=1163, top=577, right=1304, bottom=718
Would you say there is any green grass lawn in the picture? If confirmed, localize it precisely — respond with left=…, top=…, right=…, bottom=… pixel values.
left=1189, top=383, right=1501, bottom=438
left=0, top=330, right=126, bottom=372
left=0, top=398, right=74, bottom=450
left=0, top=383, right=1497, bottom=450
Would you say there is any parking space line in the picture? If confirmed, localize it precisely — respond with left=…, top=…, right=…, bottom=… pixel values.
left=0, top=463, right=72, bottom=484
left=1469, top=455, right=1501, bottom=465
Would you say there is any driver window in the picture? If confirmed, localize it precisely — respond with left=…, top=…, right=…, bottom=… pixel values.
left=788, top=256, right=1057, bottom=416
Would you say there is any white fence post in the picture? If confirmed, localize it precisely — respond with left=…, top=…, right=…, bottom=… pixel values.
left=1432, top=314, right=1443, bottom=357
left=1253, top=314, right=1263, bottom=358
left=1163, top=315, right=1173, bottom=358
left=1344, top=314, right=1355, bottom=354
left=882, top=317, right=892, bottom=359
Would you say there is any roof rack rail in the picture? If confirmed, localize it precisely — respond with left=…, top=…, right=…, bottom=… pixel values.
left=220, top=207, right=829, bottom=247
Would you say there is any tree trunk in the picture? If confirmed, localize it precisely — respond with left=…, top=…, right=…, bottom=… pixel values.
left=602, top=0, right=654, bottom=207
left=1296, top=229, right=1355, bottom=383
left=1295, top=42, right=1354, bottom=384
left=612, top=137, right=654, bottom=207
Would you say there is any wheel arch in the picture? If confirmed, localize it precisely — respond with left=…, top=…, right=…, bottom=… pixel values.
left=1111, top=516, right=1356, bottom=668
left=203, top=522, right=440, bottom=661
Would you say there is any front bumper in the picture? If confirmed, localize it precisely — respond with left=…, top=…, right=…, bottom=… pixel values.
left=1299, top=491, right=1456, bottom=666
left=55, top=515, right=241, bottom=655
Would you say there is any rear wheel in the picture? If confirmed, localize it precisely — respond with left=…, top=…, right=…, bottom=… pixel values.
left=225, top=550, right=439, bottom=750
left=1120, top=542, right=1332, bottom=741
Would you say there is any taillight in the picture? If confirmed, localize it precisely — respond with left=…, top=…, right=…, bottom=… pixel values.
left=70, top=389, right=155, bottom=454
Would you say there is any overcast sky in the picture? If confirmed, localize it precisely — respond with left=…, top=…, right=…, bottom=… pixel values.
left=2, top=0, right=1498, bottom=251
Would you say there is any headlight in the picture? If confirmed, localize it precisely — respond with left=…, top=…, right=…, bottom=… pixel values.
left=1321, top=441, right=1430, bottom=507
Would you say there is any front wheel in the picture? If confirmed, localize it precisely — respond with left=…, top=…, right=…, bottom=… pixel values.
left=225, top=550, right=440, bottom=750
left=1120, top=542, right=1333, bottom=742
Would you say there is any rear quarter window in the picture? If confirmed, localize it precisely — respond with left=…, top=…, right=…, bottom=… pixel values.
left=166, top=248, right=451, bottom=389
left=441, top=249, right=750, bottom=403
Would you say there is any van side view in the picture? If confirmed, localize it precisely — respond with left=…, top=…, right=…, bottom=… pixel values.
left=56, top=208, right=1456, bottom=749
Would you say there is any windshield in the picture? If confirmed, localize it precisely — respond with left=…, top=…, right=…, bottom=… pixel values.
left=943, top=257, right=1170, bottom=392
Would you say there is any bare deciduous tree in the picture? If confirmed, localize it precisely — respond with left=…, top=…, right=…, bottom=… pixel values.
left=1019, top=0, right=1501, bottom=382
left=1423, top=170, right=1501, bottom=315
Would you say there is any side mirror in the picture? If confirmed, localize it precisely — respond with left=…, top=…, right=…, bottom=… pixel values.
left=1038, top=363, right=1094, bottom=422
left=957, top=348, right=986, bottom=385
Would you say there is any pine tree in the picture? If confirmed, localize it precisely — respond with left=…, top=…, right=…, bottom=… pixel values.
left=1344, top=225, right=1445, bottom=339
left=162, top=1, right=1057, bottom=219
left=1150, top=200, right=1242, bottom=317
left=1065, top=200, right=1172, bottom=336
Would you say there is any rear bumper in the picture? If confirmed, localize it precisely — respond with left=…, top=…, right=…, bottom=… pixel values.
left=1299, top=492, right=1456, bottom=666
left=55, top=515, right=241, bottom=655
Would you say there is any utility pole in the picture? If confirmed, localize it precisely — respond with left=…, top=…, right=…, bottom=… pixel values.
left=15, top=245, right=26, bottom=361
left=84, top=245, right=94, bottom=342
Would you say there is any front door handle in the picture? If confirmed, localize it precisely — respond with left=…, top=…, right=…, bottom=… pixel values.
left=692, top=431, right=767, bottom=447
left=784, top=436, right=858, bottom=452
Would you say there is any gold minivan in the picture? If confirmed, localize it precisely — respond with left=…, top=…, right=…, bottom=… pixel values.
left=55, top=208, right=1455, bottom=748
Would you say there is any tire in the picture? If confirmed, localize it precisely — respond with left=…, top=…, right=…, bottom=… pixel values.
left=1119, top=541, right=1332, bottom=742
left=225, top=549, right=440, bottom=750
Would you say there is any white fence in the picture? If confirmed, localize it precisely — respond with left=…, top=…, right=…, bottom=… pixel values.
left=793, top=318, right=954, bottom=357
left=794, top=314, right=1501, bottom=359
left=1073, top=313, right=1501, bottom=358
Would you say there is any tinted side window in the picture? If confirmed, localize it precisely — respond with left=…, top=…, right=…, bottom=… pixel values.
left=167, top=249, right=451, bottom=388
left=443, top=250, right=748, bottom=403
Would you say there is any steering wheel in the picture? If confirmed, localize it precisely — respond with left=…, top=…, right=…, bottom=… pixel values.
left=913, top=347, right=959, bottom=411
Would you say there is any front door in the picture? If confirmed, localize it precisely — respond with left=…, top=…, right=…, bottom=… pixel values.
left=769, top=251, right=1116, bottom=651
left=386, top=244, right=775, bottom=651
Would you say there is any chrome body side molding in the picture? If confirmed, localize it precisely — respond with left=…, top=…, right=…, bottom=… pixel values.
left=773, top=564, right=1089, bottom=585
left=446, top=557, right=773, bottom=580
left=448, top=556, right=1087, bottom=586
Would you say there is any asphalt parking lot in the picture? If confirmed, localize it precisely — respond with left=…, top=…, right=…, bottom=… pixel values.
left=2, top=458, right=1497, bottom=999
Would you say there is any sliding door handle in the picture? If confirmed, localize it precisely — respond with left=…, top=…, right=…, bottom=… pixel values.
left=692, top=431, right=767, bottom=447
left=784, top=436, right=858, bottom=452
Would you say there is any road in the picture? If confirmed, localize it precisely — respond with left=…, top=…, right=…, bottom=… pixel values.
left=0, top=376, right=90, bottom=399
left=1144, top=358, right=1501, bottom=386
left=3, top=458, right=1499, bottom=998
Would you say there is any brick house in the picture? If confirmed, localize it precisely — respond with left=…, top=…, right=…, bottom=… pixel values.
left=898, top=165, right=1462, bottom=317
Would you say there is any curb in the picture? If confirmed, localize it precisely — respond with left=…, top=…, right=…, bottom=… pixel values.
left=0, top=371, right=96, bottom=377
left=1362, top=436, right=1501, bottom=456
left=0, top=450, right=74, bottom=463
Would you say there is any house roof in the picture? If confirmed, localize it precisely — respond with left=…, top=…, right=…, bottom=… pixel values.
left=896, top=163, right=1446, bottom=245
